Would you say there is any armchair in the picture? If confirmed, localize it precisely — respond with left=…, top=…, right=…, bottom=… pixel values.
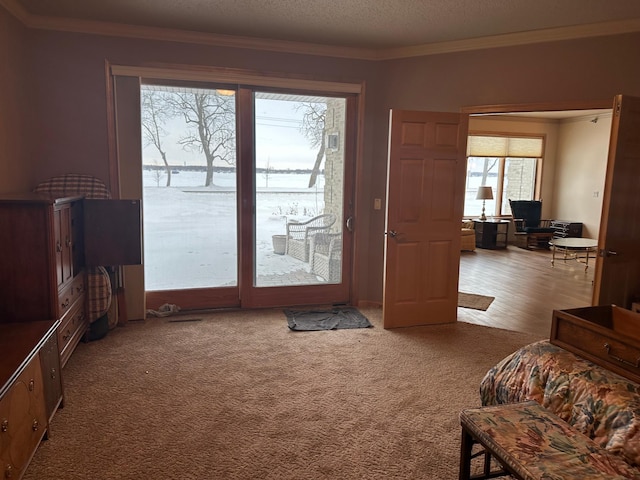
left=509, top=199, right=555, bottom=249
left=461, top=220, right=476, bottom=252
left=309, top=233, right=342, bottom=282
left=286, top=213, right=336, bottom=262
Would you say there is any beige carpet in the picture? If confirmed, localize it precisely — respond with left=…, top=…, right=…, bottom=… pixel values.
left=458, top=292, right=495, bottom=311
left=25, top=308, right=540, bottom=480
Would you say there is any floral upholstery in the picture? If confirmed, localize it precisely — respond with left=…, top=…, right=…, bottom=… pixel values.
left=480, top=340, right=640, bottom=468
left=461, top=401, right=640, bottom=479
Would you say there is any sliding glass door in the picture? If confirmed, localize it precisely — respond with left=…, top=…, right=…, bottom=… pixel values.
left=142, top=85, right=238, bottom=292
left=141, top=82, right=355, bottom=310
left=253, top=92, right=345, bottom=288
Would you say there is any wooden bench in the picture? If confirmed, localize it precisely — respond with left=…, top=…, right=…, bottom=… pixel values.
left=459, top=401, right=639, bottom=480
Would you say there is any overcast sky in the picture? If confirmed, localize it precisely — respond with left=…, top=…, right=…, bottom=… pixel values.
left=142, top=96, right=319, bottom=171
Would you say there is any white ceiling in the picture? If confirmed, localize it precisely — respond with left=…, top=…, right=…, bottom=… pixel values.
left=5, top=0, right=640, bottom=58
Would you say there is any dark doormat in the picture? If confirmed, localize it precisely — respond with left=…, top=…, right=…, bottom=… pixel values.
left=284, top=307, right=373, bottom=331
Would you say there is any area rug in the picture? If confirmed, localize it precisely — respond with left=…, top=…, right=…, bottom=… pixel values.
left=458, top=292, right=495, bottom=311
left=284, top=307, right=372, bottom=331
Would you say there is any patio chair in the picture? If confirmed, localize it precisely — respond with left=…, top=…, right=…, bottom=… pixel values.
left=509, top=199, right=555, bottom=249
left=309, top=232, right=342, bottom=282
left=286, top=213, right=336, bottom=262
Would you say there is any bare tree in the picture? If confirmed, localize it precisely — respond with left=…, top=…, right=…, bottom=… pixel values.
left=296, top=102, right=327, bottom=188
left=480, top=158, right=499, bottom=185
left=169, top=91, right=236, bottom=187
left=141, top=89, right=173, bottom=186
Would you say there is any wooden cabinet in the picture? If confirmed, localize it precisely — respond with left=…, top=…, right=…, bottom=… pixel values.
left=0, top=321, right=61, bottom=480
left=551, top=306, right=640, bottom=384
left=473, top=220, right=509, bottom=249
left=0, top=195, right=88, bottom=367
left=550, top=220, right=583, bottom=238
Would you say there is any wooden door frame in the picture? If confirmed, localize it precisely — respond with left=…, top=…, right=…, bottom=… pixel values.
left=106, top=62, right=365, bottom=312
left=461, top=98, right=614, bottom=309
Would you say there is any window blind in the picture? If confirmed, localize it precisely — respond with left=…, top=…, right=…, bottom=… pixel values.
left=467, top=135, right=543, bottom=158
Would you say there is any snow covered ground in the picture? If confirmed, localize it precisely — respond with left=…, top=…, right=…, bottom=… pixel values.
left=142, top=169, right=489, bottom=291
left=143, top=170, right=327, bottom=290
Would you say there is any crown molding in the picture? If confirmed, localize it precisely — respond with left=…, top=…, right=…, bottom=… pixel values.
left=375, top=19, right=640, bottom=59
left=3, top=0, right=640, bottom=61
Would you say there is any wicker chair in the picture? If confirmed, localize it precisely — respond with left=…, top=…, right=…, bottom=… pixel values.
left=285, top=213, right=336, bottom=262
left=309, top=233, right=342, bottom=282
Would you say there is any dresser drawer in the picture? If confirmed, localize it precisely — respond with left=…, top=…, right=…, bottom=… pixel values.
left=0, top=353, right=48, bottom=480
left=57, top=297, right=87, bottom=367
left=57, top=274, right=86, bottom=318
left=551, top=306, right=640, bottom=383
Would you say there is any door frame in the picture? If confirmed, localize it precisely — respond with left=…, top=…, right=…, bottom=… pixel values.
left=106, top=62, right=365, bottom=315
left=461, top=98, right=615, bottom=306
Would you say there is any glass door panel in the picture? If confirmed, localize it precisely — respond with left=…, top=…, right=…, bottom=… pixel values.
left=254, top=93, right=345, bottom=287
left=141, top=84, right=237, bottom=291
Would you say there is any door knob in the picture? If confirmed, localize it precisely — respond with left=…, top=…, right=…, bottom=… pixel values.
left=386, top=230, right=398, bottom=238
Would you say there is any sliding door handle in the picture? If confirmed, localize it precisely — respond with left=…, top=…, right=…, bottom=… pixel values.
left=346, top=216, right=354, bottom=232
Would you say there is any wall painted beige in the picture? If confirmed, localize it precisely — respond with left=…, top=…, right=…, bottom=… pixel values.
left=3, top=3, right=640, bottom=304
left=555, top=113, right=612, bottom=239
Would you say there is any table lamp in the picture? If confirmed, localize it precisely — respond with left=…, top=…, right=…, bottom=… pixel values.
left=476, top=186, right=493, bottom=221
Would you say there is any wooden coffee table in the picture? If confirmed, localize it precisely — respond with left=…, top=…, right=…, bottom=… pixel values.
left=549, top=237, right=598, bottom=272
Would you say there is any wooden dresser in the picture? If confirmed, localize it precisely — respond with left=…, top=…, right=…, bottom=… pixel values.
left=0, top=195, right=88, bottom=367
left=0, top=320, right=63, bottom=480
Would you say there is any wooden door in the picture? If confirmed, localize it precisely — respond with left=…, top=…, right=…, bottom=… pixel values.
left=383, top=110, right=468, bottom=328
left=593, top=95, right=640, bottom=307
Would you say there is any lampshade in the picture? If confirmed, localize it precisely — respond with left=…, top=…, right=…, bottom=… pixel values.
left=476, top=186, right=494, bottom=200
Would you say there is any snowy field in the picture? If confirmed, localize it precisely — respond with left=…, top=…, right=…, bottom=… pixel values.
left=142, top=168, right=492, bottom=291
left=143, top=170, right=326, bottom=290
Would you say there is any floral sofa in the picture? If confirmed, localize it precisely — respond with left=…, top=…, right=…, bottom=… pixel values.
left=480, top=340, right=640, bottom=470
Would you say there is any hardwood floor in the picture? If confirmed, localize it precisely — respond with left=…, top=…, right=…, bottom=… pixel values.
left=458, top=245, right=594, bottom=338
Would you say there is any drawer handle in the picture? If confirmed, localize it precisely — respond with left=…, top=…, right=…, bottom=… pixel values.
left=32, top=419, right=39, bottom=431
left=50, top=368, right=57, bottom=380
left=29, top=379, right=34, bottom=391
left=61, top=298, right=70, bottom=308
left=4, top=464, right=12, bottom=478
left=604, top=343, right=640, bottom=368
left=1, top=419, right=8, bottom=432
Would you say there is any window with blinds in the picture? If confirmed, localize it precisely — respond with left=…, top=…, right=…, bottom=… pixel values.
left=464, top=134, right=544, bottom=218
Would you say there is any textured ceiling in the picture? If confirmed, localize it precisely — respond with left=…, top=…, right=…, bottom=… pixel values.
left=13, top=0, right=640, bottom=50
